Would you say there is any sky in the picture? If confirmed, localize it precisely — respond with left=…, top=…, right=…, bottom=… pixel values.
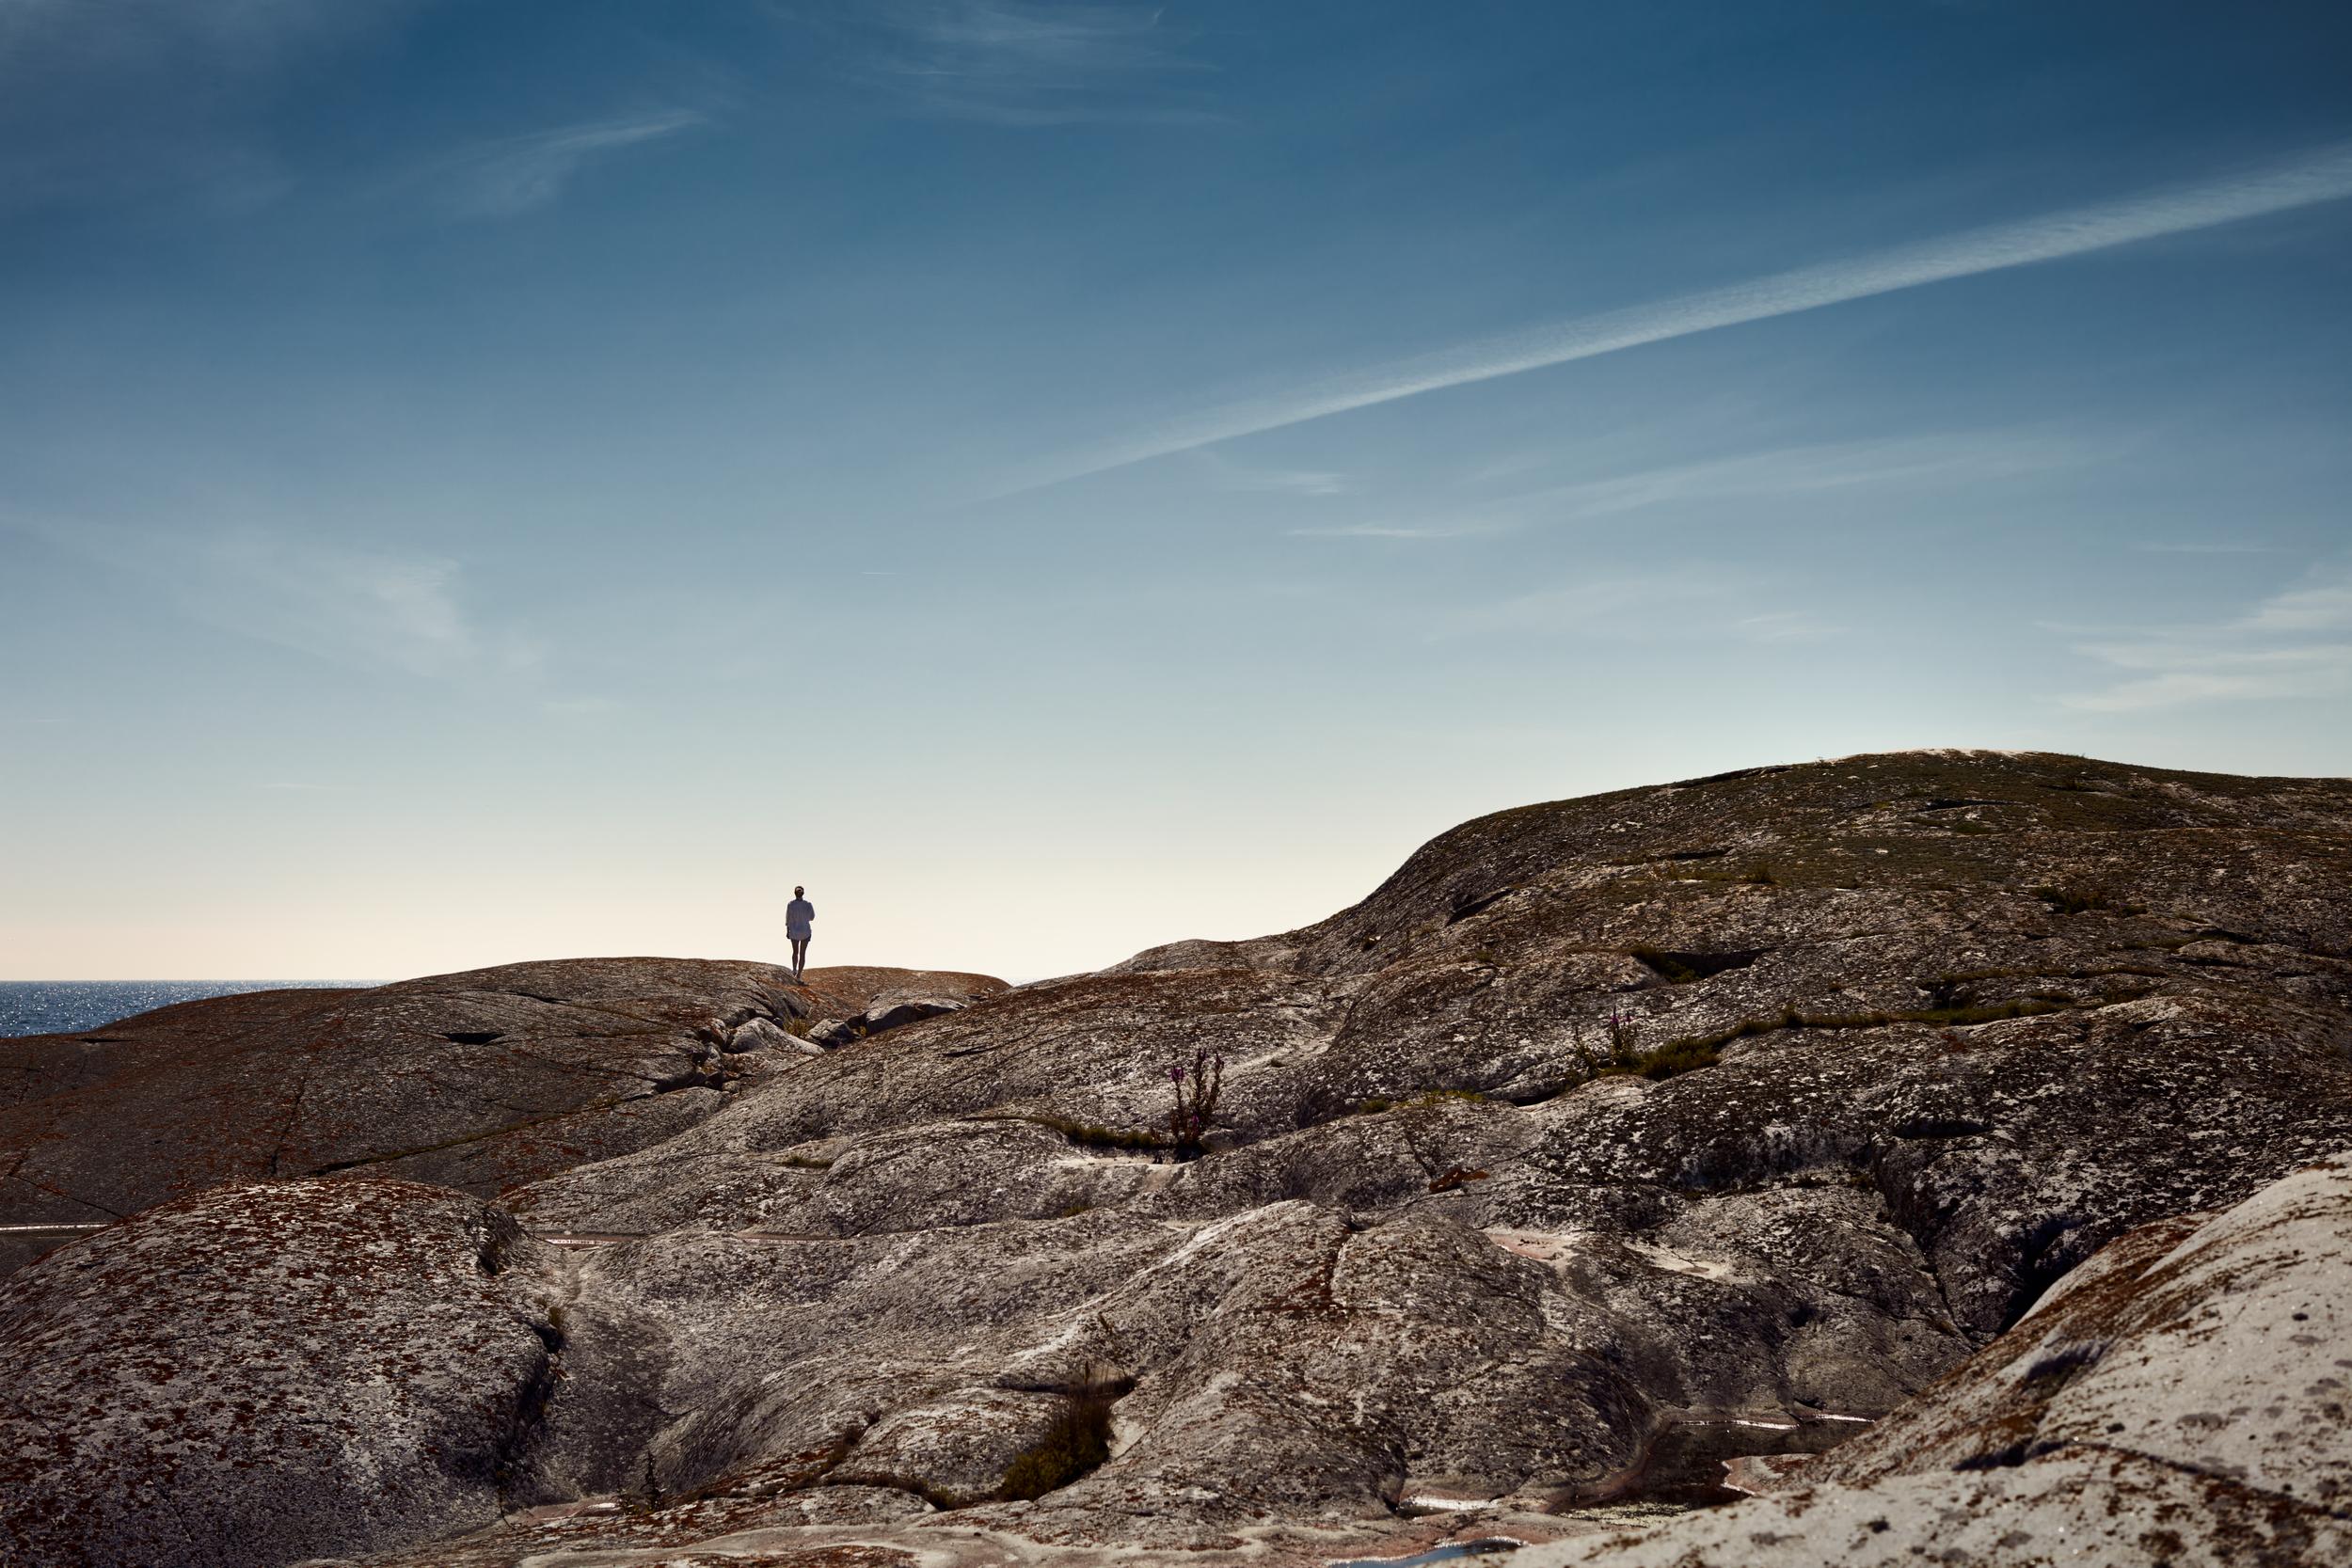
left=3, top=1, right=2350, bottom=982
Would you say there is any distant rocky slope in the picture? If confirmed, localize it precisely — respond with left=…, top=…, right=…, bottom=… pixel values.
left=0, top=959, right=1005, bottom=1274
left=2, top=750, right=2346, bottom=1568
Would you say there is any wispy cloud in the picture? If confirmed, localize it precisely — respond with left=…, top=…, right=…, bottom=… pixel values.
left=1731, top=610, right=1838, bottom=644
left=807, top=1, right=1218, bottom=125
left=1444, top=570, right=1840, bottom=646
left=2060, top=564, right=2352, bottom=711
left=432, top=110, right=705, bottom=218
left=1191, top=451, right=1347, bottom=497
left=991, top=139, right=2352, bottom=496
left=1292, top=431, right=2088, bottom=543
left=1517, top=432, right=2094, bottom=522
left=2240, top=579, right=2352, bottom=634
left=1287, top=521, right=1492, bottom=541
left=10, top=518, right=538, bottom=679
left=2134, top=540, right=2282, bottom=555
left=191, top=531, right=501, bottom=674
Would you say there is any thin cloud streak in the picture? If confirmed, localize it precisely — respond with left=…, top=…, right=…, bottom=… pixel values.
left=1287, top=522, right=1491, bottom=540
left=811, top=1, right=1218, bottom=126
left=437, top=110, right=704, bottom=218
left=992, top=140, right=2352, bottom=497
left=1442, top=570, right=1836, bottom=645
left=1191, top=450, right=1347, bottom=496
left=1515, top=432, right=2094, bottom=522
left=1292, top=431, right=2090, bottom=544
left=8, top=516, right=541, bottom=679
left=2060, top=563, right=2352, bottom=711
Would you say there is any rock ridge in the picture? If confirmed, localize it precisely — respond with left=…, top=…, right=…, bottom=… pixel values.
left=2, top=750, right=2348, bottom=1566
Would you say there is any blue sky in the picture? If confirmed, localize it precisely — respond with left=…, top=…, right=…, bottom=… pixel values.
left=4, top=1, right=2349, bottom=980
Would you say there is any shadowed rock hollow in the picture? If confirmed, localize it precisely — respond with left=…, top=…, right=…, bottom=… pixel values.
left=2, top=750, right=2347, bottom=1568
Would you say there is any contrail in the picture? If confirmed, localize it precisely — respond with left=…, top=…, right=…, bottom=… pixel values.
left=991, top=140, right=2352, bottom=497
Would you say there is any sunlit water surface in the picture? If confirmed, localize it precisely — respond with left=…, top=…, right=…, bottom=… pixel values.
left=0, top=980, right=370, bottom=1037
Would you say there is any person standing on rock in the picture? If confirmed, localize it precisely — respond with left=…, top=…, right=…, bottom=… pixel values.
left=786, top=886, right=815, bottom=981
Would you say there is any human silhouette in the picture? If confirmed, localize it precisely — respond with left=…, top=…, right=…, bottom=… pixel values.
left=786, top=885, right=815, bottom=981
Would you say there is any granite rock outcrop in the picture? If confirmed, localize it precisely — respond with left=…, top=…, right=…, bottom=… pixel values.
left=1513, top=1148, right=2352, bottom=1566
left=0, top=959, right=1005, bottom=1274
left=0, top=1179, right=565, bottom=1568
left=6, top=750, right=2350, bottom=1568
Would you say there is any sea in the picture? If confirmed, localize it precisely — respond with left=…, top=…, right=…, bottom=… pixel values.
left=0, top=981, right=371, bottom=1038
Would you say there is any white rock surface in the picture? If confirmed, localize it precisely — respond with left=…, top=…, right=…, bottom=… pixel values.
left=1515, top=1149, right=2352, bottom=1566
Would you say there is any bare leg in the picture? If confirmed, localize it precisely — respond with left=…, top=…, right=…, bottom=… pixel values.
left=790, top=939, right=807, bottom=980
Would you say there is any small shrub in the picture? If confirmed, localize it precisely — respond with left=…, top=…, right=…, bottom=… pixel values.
left=1546, top=1010, right=1716, bottom=1088
left=1604, top=1009, right=1641, bottom=1068
left=1016, top=1114, right=1165, bottom=1152
left=1740, top=862, right=1779, bottom=885
left=1167, top=1044, right=1226, bottom=1155
left=1627, top=1035, right=1724, bottom=1080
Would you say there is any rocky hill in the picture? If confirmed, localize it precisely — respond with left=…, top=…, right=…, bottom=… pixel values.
left=2, top=750, right=2346, bottom=1568
left=0, top=959, right=1006, bottom=1274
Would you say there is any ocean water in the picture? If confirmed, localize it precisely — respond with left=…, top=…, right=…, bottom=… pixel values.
left=0, top=981, right=369, bottom=1038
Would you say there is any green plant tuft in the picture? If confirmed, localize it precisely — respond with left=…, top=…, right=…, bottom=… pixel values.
left=999, top=1113, right=1167, bottom=1152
